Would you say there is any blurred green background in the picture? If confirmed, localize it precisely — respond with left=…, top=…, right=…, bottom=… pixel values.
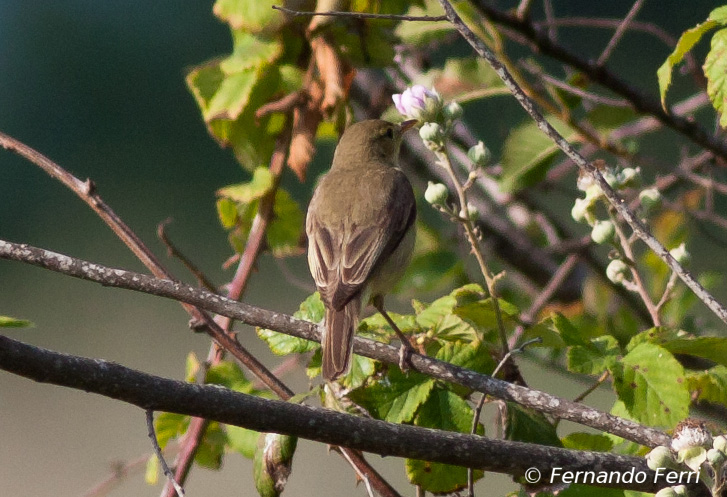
left=0, top=1, right=722, bottom=496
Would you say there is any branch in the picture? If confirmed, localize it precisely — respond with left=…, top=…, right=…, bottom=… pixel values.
left=272, top=5, right=447, bottom=22
left=0, top=335, right=707, bottom=495
left=0, top=239, right=670, bottom=448
left=438, top=0, right=727, bottom=326
left=469, top=1, right=727, bottom=160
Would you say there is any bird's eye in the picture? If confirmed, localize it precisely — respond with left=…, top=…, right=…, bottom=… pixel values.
left=384, top=127, right=394, bottom=139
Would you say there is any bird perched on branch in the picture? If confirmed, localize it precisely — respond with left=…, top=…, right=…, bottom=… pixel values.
left=306, top=119, right=418, bottom=380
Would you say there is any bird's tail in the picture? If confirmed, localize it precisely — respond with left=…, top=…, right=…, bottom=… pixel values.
left=322, top=298, right=361, bottom=381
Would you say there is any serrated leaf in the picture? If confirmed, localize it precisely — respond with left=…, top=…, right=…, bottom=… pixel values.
left=500, top=117, right=575, bottom=193
left=704, top=28, right=727, bottom=128
left=227, top=425, right=260, bottom=459
left=0, top=315, right=33, bottom=328
left=348, top=368, right=435, bottom=424
left=505, top=403, right=562, bottom=446
left=658, top=19, right=719, bottom=109
left=686, top=365, right=727, bottom=406
left=414, top=294, right=457, bottom=328
left=221, top=31, right=282, bottom=73
left=631, top=328, right=727, bottom=368
left=258, top=293, right=322, bottom=355
left=561, top=432, right=614, bottom=452
left=338, top=354, right=378, bottom=389
left=406, top=388, right=484, bottom=493
left=267, top=188, right=304, bottom=257
left=434, top=340, right=495, bottom=374
left=612, top=343, right=689, bottom=427
left=213, top=0, right=284, bottom=34
left=567, top=335, right=620, bottom=375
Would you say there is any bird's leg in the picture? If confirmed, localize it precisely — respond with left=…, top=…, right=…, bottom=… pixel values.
left=372, top=295, right=415, bottom=373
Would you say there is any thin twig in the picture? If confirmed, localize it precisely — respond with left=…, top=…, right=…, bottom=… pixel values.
left=596, top=0, right=645, bottom=67
left=510, top=254, right=580, bottom=349
left=655, top=271, right=680, bottom=316
left=272, top=5, right=447, bottom=22
left=515, top=0, right=534, bottom=20
left=81, top=452, right=159, bottom=497
left=146, top=410, right=185, bottom=497
left=157, top=219, right=217, bottom=292
left=573, top=370, right=611, bottom=404
left=438, top=0, right=727, bottom=325
left=467, top=337, right=543, bottom=497
left=521, top=64, right=630, bottom=107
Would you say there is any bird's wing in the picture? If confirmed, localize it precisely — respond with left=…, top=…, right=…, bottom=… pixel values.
left=307, top=170, right=415, bottom=311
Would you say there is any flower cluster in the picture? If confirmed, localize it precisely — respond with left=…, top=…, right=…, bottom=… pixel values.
left=393, top=85, right=491, bottom=223
left=570, top=165, right=689, bottom=287
left=646, top=422, right=727, bottom=497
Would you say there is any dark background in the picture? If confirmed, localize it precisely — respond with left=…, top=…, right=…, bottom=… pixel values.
left=0, top=1, right=721, bottom=495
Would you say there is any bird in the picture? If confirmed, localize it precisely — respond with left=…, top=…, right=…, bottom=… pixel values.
left=306, top=119, right=418, bottom=381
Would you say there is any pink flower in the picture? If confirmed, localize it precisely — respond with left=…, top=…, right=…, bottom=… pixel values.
left=392, top=85, right=442, bottom=122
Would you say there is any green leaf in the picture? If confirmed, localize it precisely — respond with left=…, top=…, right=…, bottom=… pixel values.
left=406, top=388, right=484, bottom=493
left=206, top=360, right=256, bottom=393
left=631, top=328, right=727, bottom=368
left=657, top=15, right=722, bottom=109
left=414, top=294, right=457, bottom=328
left=227, top=425, right=260, bottom=459
left=217, top=167, right=274, bottom=203
left=221, top=31, right=282, bottom=73
left=0, top=315, right=33, bottom=328
left=266, top=188, right=304, bottom=258
left=612, top=343, right=689, bottom=427
left=500, top=117, right=575, bottom=193
left=216, top=197, right=239, bottom=228
left=567, top=335, right=620, bottom=375
left=551, top=313, right=591, bottom=348
left=154, top=412, right=189, bottom=449
left=213, top=0, right=285, bottom=34
left=433, top=340, right=495, bottom=375
left=561, top=432, right=614, bottom=452
left=505, top=403, right=562, bottom=446
left=195, top=422, right=226, bottom=469
left=587, top=105, right=638, bottom=135
left=686, top=365, right=727, bottom=407
left=258, top=293, right=322, bottom=355
left=348, top=368, right=435, bottom=424
left=704, top=28, right=727, bottom=128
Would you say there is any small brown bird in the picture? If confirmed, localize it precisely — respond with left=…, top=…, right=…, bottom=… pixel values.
left=306, top=119, right=417, bottom=380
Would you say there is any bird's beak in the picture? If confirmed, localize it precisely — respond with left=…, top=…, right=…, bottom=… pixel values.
left=399, top=120, right=418, bottom=133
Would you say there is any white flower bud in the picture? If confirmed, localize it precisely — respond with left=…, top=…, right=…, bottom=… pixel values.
left=707, top=448, right=726, bottom=467
left=424, top=182, right=448, bottom=206
left=419, top=122, right=443, bottom=144
left=584, top=184, right=604, bottom=203
left=673, top=485, right=688, bottom=496
left=606, top=259, right=629, bottom=284
left=591, top=220, right=616, bottom=245
left=467, top=141, right=491, bottom=167
left=647, top=446, right=677, bottom=471
left=669, top=243, right=690, bottom=267
left=603, top=170, right=619, bottom=188
left=654, top=487, right=679, bottom=497
left=713, top=435, right=727, bottom=454
left=443, top=101, right=463, bottom=121
left=640, top=188, right=662, bottom=213
left=618, top=167, right=641, bottom=188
